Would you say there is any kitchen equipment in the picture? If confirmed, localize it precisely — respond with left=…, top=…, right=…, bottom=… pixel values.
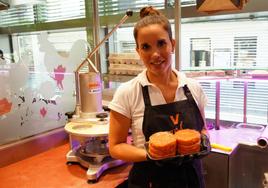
left=65, top=120, right=125, bottom=183
left=257, top=125, right=268, bottom=148
left=64, top=9, right=133, bottom=183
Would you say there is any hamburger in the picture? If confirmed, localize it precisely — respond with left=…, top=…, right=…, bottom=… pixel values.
left=147, top=129, right=201, bottom=159
left=148, top=131, right=177, bottom=159
left=174, top=129, right=201, bottom=155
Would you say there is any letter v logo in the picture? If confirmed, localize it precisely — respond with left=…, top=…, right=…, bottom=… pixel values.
left=169, top=113, right=179, bottom=125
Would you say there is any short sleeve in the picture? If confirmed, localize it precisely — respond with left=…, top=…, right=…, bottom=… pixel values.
left=108, top=83, right=132, bottom=119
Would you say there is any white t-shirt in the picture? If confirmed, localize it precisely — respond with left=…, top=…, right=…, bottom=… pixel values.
left=109, top=69, right=207, bottom=148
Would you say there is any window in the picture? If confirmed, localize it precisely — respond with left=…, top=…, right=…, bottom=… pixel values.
left=190, top=38, right=211, bottom=67
left=99, top=0, right=166, bottom=16
left=119, top=41, right=136, bottom=53
left=0, top=0, right=85, bottom=26
left=213, top=48, right=231, bottom=68
left=38, top=0, right=85, bottom=22
left=234, top=36, right=257, bottom=67
left=0, top=5, right=35, bottom=27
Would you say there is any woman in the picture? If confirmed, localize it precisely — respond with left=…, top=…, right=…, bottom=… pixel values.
left=109, top=6, right=209, bottom=188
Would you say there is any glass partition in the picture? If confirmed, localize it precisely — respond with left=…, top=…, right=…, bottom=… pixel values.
left=200, top=78, right=268, bottom=126
left=0, top=29, right=88, bottom=145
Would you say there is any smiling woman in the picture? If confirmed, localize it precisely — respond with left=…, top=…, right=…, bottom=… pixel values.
left=135, top=24, right=175, bottom=79
left=133, top=7, right=177, bottom=103
left=108, top=6, right=210, bottom=188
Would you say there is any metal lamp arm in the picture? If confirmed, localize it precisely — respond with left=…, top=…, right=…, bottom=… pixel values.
left=75, top=10, right=133, bottom=73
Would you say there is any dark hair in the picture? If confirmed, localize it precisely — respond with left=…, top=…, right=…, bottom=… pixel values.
left=133, top=6, right=173, bottom=48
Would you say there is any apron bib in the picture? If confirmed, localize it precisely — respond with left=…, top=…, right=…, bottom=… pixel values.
left=128, top=85, right=205, bottom=188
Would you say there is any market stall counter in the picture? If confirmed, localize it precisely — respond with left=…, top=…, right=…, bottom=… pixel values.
left=203, top=126, right=268, bottom=188
left=0, top=125, right=267, bottom=188
left=0, top=143, right=131, bottom=188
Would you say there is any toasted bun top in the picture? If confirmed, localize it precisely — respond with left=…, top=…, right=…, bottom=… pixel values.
left=174, top=129, right=200, bottom=144
left=149, top=131, right=176, bottom=147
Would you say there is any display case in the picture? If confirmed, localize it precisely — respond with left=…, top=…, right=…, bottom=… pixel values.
left=103, top=72, right=268, bottom=127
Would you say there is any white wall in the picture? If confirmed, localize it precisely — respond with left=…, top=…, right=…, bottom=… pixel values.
left=181, top=20, right=268, bottom=69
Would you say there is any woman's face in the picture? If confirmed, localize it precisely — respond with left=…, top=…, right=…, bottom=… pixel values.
left=136, top=24, right=175, bottom=76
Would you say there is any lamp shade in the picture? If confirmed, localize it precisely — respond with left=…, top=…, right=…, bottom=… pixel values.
left=0, top=0, right=9, bottom=10
left=196, top=0, right=249, bottom=13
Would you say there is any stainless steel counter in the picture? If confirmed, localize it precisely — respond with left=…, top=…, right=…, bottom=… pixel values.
left=208, top=126, right=262, bottom=154
left=203, top=126, right=268, bottom=188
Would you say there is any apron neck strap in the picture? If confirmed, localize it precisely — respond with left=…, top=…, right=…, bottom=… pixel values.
left=183, top=84, right=205, bottom=131
left=183, top=84, right=202, bottom=114
left=183, top=84, right=195, bottom=103
left=142, top=84, right=200, bottom=110
left=142, top=85, right=151, bottom=106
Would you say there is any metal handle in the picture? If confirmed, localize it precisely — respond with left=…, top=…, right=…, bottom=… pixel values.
left=75, top=10, right=133, bottom=73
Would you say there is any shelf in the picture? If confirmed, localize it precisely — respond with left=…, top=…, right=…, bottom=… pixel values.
left=102, top=73, right=135, bottom=83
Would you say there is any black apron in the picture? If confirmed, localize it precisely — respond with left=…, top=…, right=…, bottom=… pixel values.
left=128, top=84, right=205, bottom=188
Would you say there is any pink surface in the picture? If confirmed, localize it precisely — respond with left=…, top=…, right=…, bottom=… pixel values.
left=0, top=144, right=131, bottom=188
